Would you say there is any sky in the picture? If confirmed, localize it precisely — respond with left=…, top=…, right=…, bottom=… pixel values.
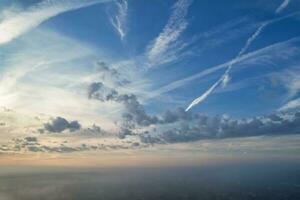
left=0, top=0, right=300, bottom=167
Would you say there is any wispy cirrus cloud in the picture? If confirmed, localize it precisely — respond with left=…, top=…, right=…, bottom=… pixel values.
left=110, top=0, right=128, bottom=41
left=0, top=0, right=111, bottom=45
left=271, top=66, right=300, bottom=111
left=146, top=0, right=192, bottom=66
left=280, top=98, right=300, bottom=110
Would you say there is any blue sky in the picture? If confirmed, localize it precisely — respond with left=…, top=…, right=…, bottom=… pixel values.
left=0, top=0, right=300, bottom=160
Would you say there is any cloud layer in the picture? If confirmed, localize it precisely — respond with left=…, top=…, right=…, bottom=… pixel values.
left=140, top=109, right=300, bottom=144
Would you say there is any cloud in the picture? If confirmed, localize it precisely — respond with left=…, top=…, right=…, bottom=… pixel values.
left=280, top=98, right=300, bottom=111
left=162, top=107, right=195, bottom=123
left=44, top=117, right=81, bottom=133
left=185, top=77, right=223, bottom=111
left=0, top=0, right=111, bottom=45
left=110, top=0, right=128, bottom=41
left=270, top=66, right=300, bottom=99
left=24, top=136, right=38, bottom=142
left=93, top=61, right=130, bottom=87
left=149, top=36, right=300, bottom=100
left=269, top=66, right=300, bottom=111
left=276, top=0, right=290, bottom=14
left=185, top=3, right=297, bottom=111
left=140, top=110, right=300, bottom=144
left=86, top=61, right=159, bottom=129
left=88, top=81, right=159, bottom=127
left=0, top=29, right=123, bottom=129
left=88, top=82, right=119, bottom=101
left=146, top=0, right=192, bottom=66
left=185, top=22, right=269, bottom=111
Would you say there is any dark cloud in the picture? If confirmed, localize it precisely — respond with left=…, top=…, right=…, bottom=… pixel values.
left=24, top=137, right=37, bottom=142
left=87, top=81, right=159, bottom=131
left=118, top=94, right=159, bottom=126
left=95, top=61, right=130, bottom=86
left=88, top=82, right=103, bottom=99
left=80, top=124, right=108, bottom=136
left=88, top=82, right=119, bottom=101
left=118, top=127, right=134, bottom=139
left=140, top=110, right=300, bottom=144
left=44, top=117, right=81, bottom=133
left=161, top=107, right=198, bottom=123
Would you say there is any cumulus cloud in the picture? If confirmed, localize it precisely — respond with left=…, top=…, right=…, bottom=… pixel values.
left=88, top=82, right=159, bottom=128
left=88, top=82, right=119, bottom=101
left=80, top=124, right=109, bottom=137
left=43, top=117, right=81, bottom=133
left=87, top=61, right=158, bottom=129
left=139, top=109, right=300, bottom=144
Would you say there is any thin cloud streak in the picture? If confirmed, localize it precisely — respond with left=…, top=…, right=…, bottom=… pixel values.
left=110, top=0, right=128, bottom=41
left=185, top=0, right=293, bottom=111
left=146, top=0, right=192, bottom=66
left=221, top=22, right=268, bottom=87
left=0, top=0, right=111, bottom=45
left=280, top=98, right=300, bottom=110
left=185, top=77, right=223, bottom=111
left=276, top=0, right=290, bottom=14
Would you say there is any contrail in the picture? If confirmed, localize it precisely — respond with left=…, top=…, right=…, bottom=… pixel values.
left=185, top=75, right=223, bottom=111
left=185, top=0, right=291, bottom=111
left=276, top=0, right=290, bottom=14
left=221, top=22, right=268, bottom=87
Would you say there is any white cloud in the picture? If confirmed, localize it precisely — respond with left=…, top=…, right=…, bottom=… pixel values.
left=185, top=78, right=222, bottom=111
left=271, top=66, right=300, bottom=99
left=146, top=0, right=192, bottom=66
left=271, top=66, right=300, bottom=111
left=280, top=98, right=300, bottom=110
left=0, top=0, right=111, bottom=45
left=276, top=0, right=290, bottom=14
left=110, top=0, right=128, bottom=41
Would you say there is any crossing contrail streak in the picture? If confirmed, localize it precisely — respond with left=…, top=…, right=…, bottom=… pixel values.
left=185, top=0, right=292, bottom=111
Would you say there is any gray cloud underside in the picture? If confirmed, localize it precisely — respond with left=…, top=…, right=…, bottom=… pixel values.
left=0, top=136, right=144, bottom=153
left=139, top=109, right=300, bottom=144
left=87, top=73, right=300, bottom=145
left=43, top=117, right=81, bottom=133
